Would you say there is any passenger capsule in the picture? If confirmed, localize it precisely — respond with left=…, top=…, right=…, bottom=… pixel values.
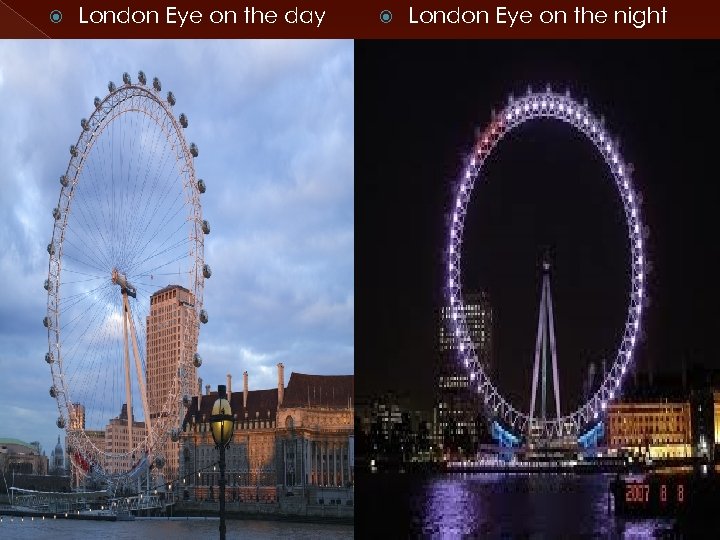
left=69, top=145, right=78, bottom=157
left=108, top=81, right=116, bottom=93
left=202, top=264, right=211, bottom=279
left=57, top=417, right=65, bottom=429
left=47, top=243, right=55, bottom=256
left=94, top=97, right=101, bottom=111
left=60, top=175, right=69, bottom=187
left=122, top=72, right=131, bottom=85
left=44, top=279, right=50, bottom=291
left=45, top=352, right=54, bottom=364
left=43, top=316, right=51, bottom=328
left=167, top=91, right=176, bottom=106
left=197, top=179, right=206, bottom=193
left=153, top=77, right=162, bottom=92
left=199, top=310, right=208, bottom=324
left=179, top=113, right=188, bottom=128
left=201, top=220, right=210, bottom=235
left=193, top=352, right=202, bottom=367
left=81, top=118, right=89, bottom=131
left=154, top=456, right=165, bottom=469
left=190, top=143, right=199, bottom=158
left=53, top=207, right=61, bottom=220
left=49, top=386, right=57, bottom=398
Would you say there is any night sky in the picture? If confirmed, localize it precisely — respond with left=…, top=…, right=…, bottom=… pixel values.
left=356, top=41, right=720, bottom=414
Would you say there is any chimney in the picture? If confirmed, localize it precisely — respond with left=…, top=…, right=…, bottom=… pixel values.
left=227, top=374, right=232, bottom=400
left=277, top=363, right=285, bottom=407
left=243, top=371, right=248, bottom=408
left=205, top=384, right=210, bottom=396
left=198, top=377, right=203, bottom=398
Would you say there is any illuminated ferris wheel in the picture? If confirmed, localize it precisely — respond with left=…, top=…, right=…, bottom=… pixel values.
left=44, top=71, right=210, bottom=483
left=446, top=87, right=647, bottom=440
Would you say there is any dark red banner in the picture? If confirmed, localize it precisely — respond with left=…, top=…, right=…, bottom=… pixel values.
left=0, top=0, right=716, bottom=38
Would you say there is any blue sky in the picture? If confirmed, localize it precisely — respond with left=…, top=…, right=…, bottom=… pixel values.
left=0, top=40, right=353, bottom=459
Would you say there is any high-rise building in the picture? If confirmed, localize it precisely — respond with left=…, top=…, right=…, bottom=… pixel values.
left=434, top=292, right=493, bottom=456
left=69, top=403, right=85, bottom=430
left=146, top=284, right=198, bottom=481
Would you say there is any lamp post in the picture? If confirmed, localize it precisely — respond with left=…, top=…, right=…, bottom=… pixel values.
left=210, top=384, right=234, bottom=540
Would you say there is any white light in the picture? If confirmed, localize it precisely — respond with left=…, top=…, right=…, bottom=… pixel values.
left=506, top=113, right=512, bottom=121
left=638, top=287, right=643, bottom=297
left=594, top=411, right=598, bottom=419
left=591, top=124, right=596, bottom=133
left=450, top=245, right=454, bottom=254
left=599, top=133, right=604, bottom=142
left=631, top=335, right=636, bottom=345
left=465, top=170, right=471, bottom=179
left=624, top=180, right=629, bottom=189
left=622, top=365, right=626, bottom=374
left=610, top=391, right=615, bottom=399
left=606, top=143, right=611, bottom=152
left=559, top=103, right=564, bottom=111
left=618, top=166, right=623, bottom=175
left=634, top=224, right=639, bottom=233
left=636, top=239, right=642, bottom=249
left=628, top=193, right=633, bottom=203
left=460, top=184, right=466, bottom=193
left=451, top=229, right=457, bottom=237
left=541, top=100, right=547, bottom=107
left=532, top=101, right=538, bottom=110
left=515, top=107, right=520, bottom=115
left=631, top=208, right=636, bottom=217
left=612, top=155, right=618, bottom=164
left=470, top=372, right=476, bottom=380
left=601, top=401, right=607, bottom=410
left=452, top=312, right=457, bottom=320
left=449, top=279, right=454, bottom=287
left=450, top=295, right=455, bottom=303
left=549, top=102, right=555, bottom=109
left=567, top=106, right=573, bottom=114
left=449, top=263, right=454, bottom=271
left=470, top=158, right=476, bottom=167
left=584, top=117, right=588, bottom=125
left=575, top=111, right=580, bottom=120
left=524, top=104, right=529, bottom=112
left=453, top=213, right=458, bottom=222
left=460, top=343, right=464, bottom=352
left=634, top=320, right=639, bottom=329
left=638, top=256, right=643, bottom=264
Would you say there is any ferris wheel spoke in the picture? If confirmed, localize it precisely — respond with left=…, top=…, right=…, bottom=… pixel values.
left=127, top=215, right=188, bottom=275
left=129, top=241, right=191, bottom=279
left=70, top=180, right=115, bottom=270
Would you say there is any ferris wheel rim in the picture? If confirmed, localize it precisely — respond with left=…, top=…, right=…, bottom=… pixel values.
left=45, top=76, right=206, bottom=476
left=446, top=87, right=646, bottom=440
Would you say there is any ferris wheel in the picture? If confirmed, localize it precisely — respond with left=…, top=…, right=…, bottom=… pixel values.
left=446, top=87, right=647, bottom=441
left=44, top=71, right=210, bottom=483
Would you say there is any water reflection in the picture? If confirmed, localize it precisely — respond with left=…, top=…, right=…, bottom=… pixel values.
left=414, top=473, right=676, bottom=538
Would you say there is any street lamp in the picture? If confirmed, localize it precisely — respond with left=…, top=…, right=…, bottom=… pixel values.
left=210, top=384, right=234, bottom=540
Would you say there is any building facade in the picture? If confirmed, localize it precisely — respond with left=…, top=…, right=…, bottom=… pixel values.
left=0, top=438, right=48, bottom=475
left=146, top=284, right=198, bottom=482
left=434, top=291, right=493, bottom=456
left=180, top=366, right=353, bottom=505
left=606, top=402, right=692, bottom=458
left=104, top=404, right=147, bottom=475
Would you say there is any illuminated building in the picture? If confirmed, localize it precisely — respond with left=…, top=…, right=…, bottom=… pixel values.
left=606, top=402, right=692, bottom=458
left=180, top=365, right=354, bottom=504
left=434, top=292, right=493, bottom=455
left=146, top=284, right=198, bottom=482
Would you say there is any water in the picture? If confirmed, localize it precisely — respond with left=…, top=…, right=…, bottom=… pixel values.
left=0, top=516, right=353, bottom=539
left=356, top=472, right=692, bottom=538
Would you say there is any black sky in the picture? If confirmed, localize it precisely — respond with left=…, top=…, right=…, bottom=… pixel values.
left=356, top=41, right=720, bottom=413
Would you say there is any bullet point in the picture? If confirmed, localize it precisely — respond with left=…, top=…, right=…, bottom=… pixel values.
left=50, top=10, right=62, bottom=23
left=380, top=10, right=392, bottom=23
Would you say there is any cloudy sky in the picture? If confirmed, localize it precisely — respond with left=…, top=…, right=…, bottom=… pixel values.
left=0, top=40, right=353, bottom=459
